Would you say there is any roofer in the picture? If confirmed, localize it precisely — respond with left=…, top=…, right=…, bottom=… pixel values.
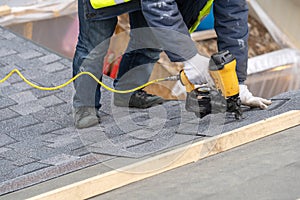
left=72, top=0, right=272, bottom=129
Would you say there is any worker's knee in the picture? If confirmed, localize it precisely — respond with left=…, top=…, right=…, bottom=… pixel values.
left=123, top=48, right=161, bottom=64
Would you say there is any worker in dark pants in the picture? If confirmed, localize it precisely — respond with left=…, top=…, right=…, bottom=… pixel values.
left=73, top=0, right=271, bottom=129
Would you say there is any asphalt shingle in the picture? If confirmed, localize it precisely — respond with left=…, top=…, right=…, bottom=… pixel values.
left=0, top=48, right=17, bottom=58
left=0, top=96, right=16, bottom=109
left=39, top=54, right=61, bottom=64
left=0, top=85, right=22, bottom=96
left=0, top=115, right=40, bottom=134
left=7, top=121, right=62, bottom=141
left=37, top=95, right=64, bottom=108
left=42, top=62, right=68, bottom=73
left=0, top=150, right=36, bottom=167
left=0, top=134, right=16, bottom=147
left=18, top=50, right=43, bottom=60
left=0, top=108, right=19, bottom=122
left=8, top=91, right=37, bottom=104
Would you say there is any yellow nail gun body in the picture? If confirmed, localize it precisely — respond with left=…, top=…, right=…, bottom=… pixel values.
left=181, top=50, right=242, bottom=119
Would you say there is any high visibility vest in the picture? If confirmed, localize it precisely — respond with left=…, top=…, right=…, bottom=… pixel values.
left=90, top=0, right=131, bottom=9
left=90, top=0, right=214, bottom=33
left=189, top=0, right=214, bottom=33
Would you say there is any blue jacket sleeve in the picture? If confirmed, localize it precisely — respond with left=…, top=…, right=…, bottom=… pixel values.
left=214, top=0, right=249, bottom=83
left=140, top=0, right=199, bottom=62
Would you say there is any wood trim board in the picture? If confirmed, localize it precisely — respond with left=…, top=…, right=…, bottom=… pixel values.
left=0, top=5, right=11, bottom=16
left=191, top=29, right=217, bottom=41
left=28, top=110, right=300, bottom=200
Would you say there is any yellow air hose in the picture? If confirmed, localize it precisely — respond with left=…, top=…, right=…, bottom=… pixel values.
left=0, top=69, right=178, bottom=94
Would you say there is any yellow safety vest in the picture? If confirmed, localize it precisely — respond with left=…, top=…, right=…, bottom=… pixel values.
left=90, top=0, right=214, bottom=33
left=189, top=0, right=214, bottom=33
left=90, top=0, right=131, bottom=9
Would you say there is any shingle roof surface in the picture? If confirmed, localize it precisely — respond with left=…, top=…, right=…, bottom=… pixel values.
left=0, top=26, right=299, bottom=195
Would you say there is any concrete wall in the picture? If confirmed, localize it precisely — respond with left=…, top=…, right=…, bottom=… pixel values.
left=256, top=0, right=300, bottom=49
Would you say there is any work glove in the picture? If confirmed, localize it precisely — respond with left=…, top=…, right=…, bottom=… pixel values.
left=239, top=84, right=272, bottom=109
left=183, top=53, right=214, bottom=86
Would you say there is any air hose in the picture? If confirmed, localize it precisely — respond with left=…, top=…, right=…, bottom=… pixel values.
left=0, top=69, right=179, bottom=94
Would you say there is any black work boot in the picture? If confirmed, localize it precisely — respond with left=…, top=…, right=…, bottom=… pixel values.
left=73, top=107, right=100, bottom=129
left=114, top=90, right=164, bottom=108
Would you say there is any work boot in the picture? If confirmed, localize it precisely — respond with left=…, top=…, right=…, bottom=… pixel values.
left=114, top=90, right=164, bottom=108
left=73, top=107, right=100, bottom=129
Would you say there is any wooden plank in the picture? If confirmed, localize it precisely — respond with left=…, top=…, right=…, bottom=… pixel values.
left=0, top=5, right=11, bottom=16
left=23, top=22, right=33, bottom=40
left=28, top=110, right=300, bottom=200
left=191, top=29, right=217, bottom=41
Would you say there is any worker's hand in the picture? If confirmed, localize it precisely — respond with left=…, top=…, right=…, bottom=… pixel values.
left=239, top=84, right=272, bottom=109
left=183, top=53, right=214, bottom=85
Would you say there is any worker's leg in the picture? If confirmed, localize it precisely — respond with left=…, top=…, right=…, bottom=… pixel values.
left=72, top=0, right=117, bottom=128
left=214, top=0, right=249, bottom=83
left=113, top=10, right=164, bottom=108
left=140, top=0, right=198, bottom=62
left=73, top=0, right=117, bottom=109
